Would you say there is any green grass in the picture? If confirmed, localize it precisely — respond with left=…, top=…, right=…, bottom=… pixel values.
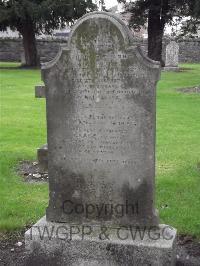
left=156, top=64, right=200, bottom=237
left=0, top=62, right=48, bottom=231
left=0, top=62, right=200, bottom=237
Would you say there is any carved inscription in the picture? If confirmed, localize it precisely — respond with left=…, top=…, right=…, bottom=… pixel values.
left=44, top=12, right=160, bottom=225
left=65, top=31, right=143, bottom=167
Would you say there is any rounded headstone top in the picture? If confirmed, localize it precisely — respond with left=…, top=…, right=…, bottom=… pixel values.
left=68, top=11, right=134, bottom=47
left=42, top=11, right=160, bottom=70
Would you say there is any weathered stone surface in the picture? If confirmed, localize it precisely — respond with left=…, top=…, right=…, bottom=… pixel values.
left=25, top=216, right=177, bottom=266
left=42, top=11, right=160, bottom=226
left=26, top=12, right=177, bottom=266
left=165, top=41, right=179, bottom=67
left=37, top=144, right=48, bottom=173
left=163, top=66, right=180, bottom=72
left=35, top=85, right=46, bottom=98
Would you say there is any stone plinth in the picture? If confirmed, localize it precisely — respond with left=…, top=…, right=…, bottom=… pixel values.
left=163, top=66, right=180, bottom=72
left=25, top=217, right=177, bottom=266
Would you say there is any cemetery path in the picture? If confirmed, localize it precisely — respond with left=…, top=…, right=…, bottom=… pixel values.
left=0, top=233, right=200, bottom=266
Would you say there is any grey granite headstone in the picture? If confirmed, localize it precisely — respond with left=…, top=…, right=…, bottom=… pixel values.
left=44, top=12, right=160, bottom=226
left=26, top=12, right=177, bottom=265
left=164, top=41, right=179, bottom=70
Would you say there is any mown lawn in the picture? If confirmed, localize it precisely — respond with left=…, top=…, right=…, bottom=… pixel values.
left=0, top=62, right=48, bottom=231
left=156, top=64, right=200, bottom=237
left=0, top=62, right=200, bottom=237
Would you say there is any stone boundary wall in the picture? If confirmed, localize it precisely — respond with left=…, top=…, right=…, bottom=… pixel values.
left=178, top=39, right=200, bottom=63
left=0, top=37, right=199, bottom=63
left=0, top=38, right=67, bottom=63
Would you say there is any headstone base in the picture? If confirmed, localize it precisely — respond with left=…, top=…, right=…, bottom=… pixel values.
left=37, top=144, right=48, bottom=173
left=163, top=66, right=180, bottom=72
left=25, top=216, right=177, bottom=266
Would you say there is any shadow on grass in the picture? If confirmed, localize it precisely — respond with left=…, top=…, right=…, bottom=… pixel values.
left=0, top=66, right=40, bottom=70
left=0, top=62, right=40, bottom=70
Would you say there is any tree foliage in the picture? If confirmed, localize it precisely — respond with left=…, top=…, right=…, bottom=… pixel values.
left=0, top=0, right=96, bottom=33
left=118, top=0, right=200, bottom=62
left=0, top=0, right=97, bottom=66
left=119, top=0, right=200, bottom=33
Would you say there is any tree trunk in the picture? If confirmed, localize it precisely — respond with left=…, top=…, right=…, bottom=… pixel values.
left=19, top=20, right=38, bottom=67
left=147, top=1, right=165, bottom=65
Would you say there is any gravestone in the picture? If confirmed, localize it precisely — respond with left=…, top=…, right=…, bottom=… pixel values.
left=21, top=51, right=26, bottom=66
left=34, top=85, right=48, bottom=173
left=25, top=12, right=177, bottom=265
left=35, top=85, right=46, bottom=98
left=37, top=144, right=48, bottom=173
left=164, top=41, right=179, bottom=71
